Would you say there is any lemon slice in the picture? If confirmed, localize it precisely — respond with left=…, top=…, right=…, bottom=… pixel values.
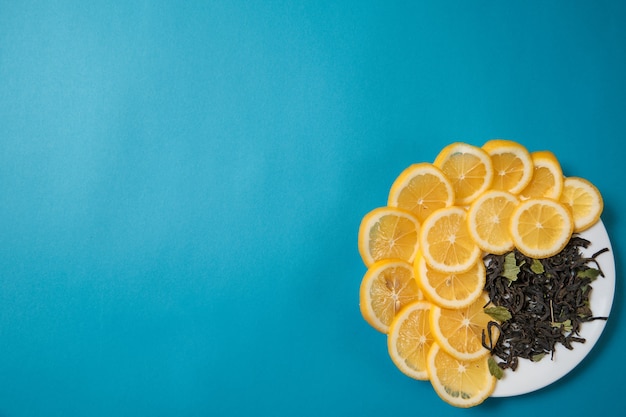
left=419, top=206, right=481, bottom=274
left=388, top=162, right=455, bottom=224
left=430, top=292, right=496, bottom=361
left=387, top=301, right=434, bottom=380
left=433, top=142, right=494, bottom=206
left=359, top=259, right=423, bottom=333
left=482, top=139, right=533, bottom=194
left=414, top=252, right=486, bottom=310
left=559, top=176, right=603, bottom=232
left=518, top=151, right=564, bottom=200
left=427, top=343, right=496, bottom=408
left=467, top=189, right=519, bottom=254
left=509, top=197, right=574, bottom=259
left=358, top=207, right=420, bottom=267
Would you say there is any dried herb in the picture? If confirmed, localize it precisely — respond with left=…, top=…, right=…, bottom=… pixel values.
left=484, top=306, right=512, bottom=322
left=482, top=235, right=608, bottom=372
left=488, top=356, right=504, bottom=380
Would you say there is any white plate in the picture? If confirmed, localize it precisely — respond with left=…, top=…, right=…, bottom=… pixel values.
left=491, top=219, right=615, bottom=397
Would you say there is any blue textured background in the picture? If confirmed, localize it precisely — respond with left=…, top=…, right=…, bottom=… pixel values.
left=0, top=1, right=624, bottom=415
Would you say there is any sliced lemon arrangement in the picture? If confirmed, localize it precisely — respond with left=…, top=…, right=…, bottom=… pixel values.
left=357, top=139, right=604, bottom=407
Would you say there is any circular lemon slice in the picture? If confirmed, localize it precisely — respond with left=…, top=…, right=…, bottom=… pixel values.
left=414, top=252, right=486, bottom=310
left=559, top=176, right=603, bottom=232
left=358, top=207, right=420, bottom=267
left=427, top=342, right=496, bottom=408
left=518, top=151, right=564, bottom=200
left=387, top=300, right=434, bottom=380
left=387, top=162, right=455, bottom=224
left=359, top=259, right=423, bottom=334
left=433, top=142, right=494, bottom=206
left=430, top=292, right=496, bottom=361
left=509, top=197, right=574, bottom=259
left=482, top=139, right=533, bottom=194
left=467, top=189, right=519, bottom=254
left=419, top=206, right=481, bottom=274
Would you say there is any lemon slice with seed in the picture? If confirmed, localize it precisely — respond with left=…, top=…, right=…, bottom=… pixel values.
left=387, top=300, right=434, bottom=380
left=359, top=259, right=423, bottom=334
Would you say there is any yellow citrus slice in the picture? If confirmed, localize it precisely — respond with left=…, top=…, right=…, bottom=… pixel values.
left=359, top=259, right=423, bottom=333
left=559, top=176, right=604, bottom=233
left=414, top=252, right=485, bottom=310
left=509, top=198, right=574, bottom=259
left=430, top=292, right=496, bottom=361
left=433, top=142, right=494, bottom=206
left=427, top=343, right=496, bottom=408
left=518, top=151, right=564, bottom=200
left=387, top=162, right=455, bottom=224
left=482, top=139, right=533, bottom=194
left=419, top=206, right=481, bottom=274
left=387, top=301, right=434, bottom=380
left=358, top=207, right=420, bottom=267
left=467, top=189, right=519, bottom=254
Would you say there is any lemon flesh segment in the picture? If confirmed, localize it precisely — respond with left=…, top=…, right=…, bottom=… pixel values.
left=427, top=343, right=496, bottom=408
left=360, top=259, right=423, bottom=334
left=387, top=300, right=434, bottom=380
left=388, top=162, right=455, bottom=224
left=358, top=207, right=421, bottom=267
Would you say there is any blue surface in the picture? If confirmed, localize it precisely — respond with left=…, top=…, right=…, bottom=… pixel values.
left=0, top=1, right=624, bottom=415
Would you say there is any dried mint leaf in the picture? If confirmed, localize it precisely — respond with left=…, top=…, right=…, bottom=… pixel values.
left=531, top=353, right=546, bottom=362
left=502, top=252, right=522, bottom=282
left=577, top=268, right=601, bottom=280
left=530, top=259, right=544, bottom=274
left=488, top=356, right=504, bottom=380
left=484, top=306, right=512, bottom=322
left=551, top=319, right=573, bottom=333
